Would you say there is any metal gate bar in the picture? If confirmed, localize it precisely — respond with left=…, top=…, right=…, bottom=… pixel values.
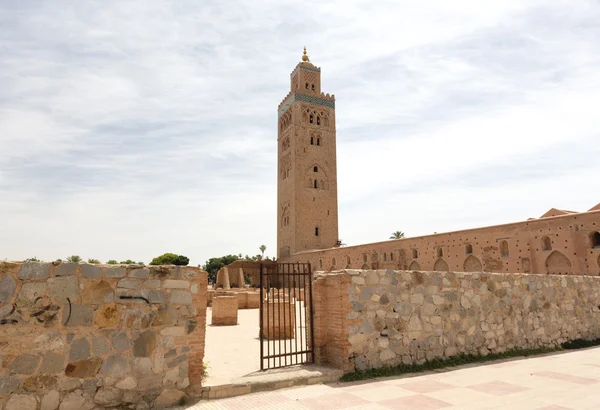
left=259, top=262, right=314, bottom=370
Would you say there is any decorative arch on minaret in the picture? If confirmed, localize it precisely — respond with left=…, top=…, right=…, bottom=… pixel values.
left=305, top=163, right=329, bottom=190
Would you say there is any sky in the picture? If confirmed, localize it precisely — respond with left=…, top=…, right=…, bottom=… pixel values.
left=1, top=0, right=599, bottom=266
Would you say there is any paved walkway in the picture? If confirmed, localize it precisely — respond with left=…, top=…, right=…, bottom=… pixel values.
left=186, top=347, right=600, bottom=409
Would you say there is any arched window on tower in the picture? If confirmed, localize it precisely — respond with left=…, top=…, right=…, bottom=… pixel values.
left=313, top=180, right=318, bottom=189
left=314, top=166, right=318, bottom=172
left=436, top=247, right=443, bottom=258
left=316, top=116, right=320, bottom=125
left=465, top=244, right=473, bottom=254
left=315, top=227, right=319, bottom=236
left=591, top=232, right=600, bottom=248
left=500, top=240, right=509, bottom=257
left=316, top=138, right=321, bottom=146
left=305, top=82, right=309, bottom=89
left=412, top=249, right=419, bottom=259
left=310, top=136, right=314, bottom=145
left=311, top=84, right=315, bottom=91
left=309, top=115, right=313, bottom=124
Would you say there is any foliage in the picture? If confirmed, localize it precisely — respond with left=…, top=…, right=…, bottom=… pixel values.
left=259, top=244, right=266, bottom=257
left=149, top=253, right=189, bottom=266
left=202, top=255, right=239, bottom=283
left=87, top=258, right=101, bottom=264
left=119, top=259, right=141, bottom=265
left=389, top=231, right=405, bottom=239
left=24, top=257, right=41, bottom=262
left=66, top=255, right=82, bottom=263
left=106, top=260, right=118, bottom=265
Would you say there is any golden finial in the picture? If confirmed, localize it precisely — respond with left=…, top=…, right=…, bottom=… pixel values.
left=302, top=46, right=309, bottom=62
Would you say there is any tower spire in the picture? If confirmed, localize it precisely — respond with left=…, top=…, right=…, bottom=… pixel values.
left=302, top=46, right=309, bottom=62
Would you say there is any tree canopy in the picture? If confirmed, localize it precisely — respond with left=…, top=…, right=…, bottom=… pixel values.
left=389, top=231, right=405, bottom=239
left=149, top=253, right=189, bottom=266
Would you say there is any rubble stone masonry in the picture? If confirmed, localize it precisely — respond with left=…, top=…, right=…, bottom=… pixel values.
left=312, top=269, right=600, bottom=373
left=0, top=261, right=207, bottom=410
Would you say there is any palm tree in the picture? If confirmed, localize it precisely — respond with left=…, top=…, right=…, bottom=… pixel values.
left=66, top=255, right=82, bottom=263
left=87, top=258, right=101, bottom=264
left=389, top=231, right=405, bottom=240
left=259, top=245, right=266, bottom=258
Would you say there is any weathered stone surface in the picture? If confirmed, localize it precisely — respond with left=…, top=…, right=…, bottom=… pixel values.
left=17, top=282, right=47, bottom=305
left=95, top=303, right=120, bottom=327
left=94, top=388, right=123, bottom=406
left=170, top=290, right=192, bottom=304
left=154, top=389, right=185, bottom=409
left=41, top=390, right=60, bottom=410
left=58, top=378, right=81, bottom=391
left=160, top=326, right=185, bottom=337
left=147, top=290, right=168, bottom=304
left=40, top=352, right=65, bottom=374
left=166, top=355, right=188, bottom=368
left=58, top=391, right=95, bottom=410
left=133, top=330, right=157, bottom=357
left=143, top=279, right=161, bottom=288
left=92, top=336, right=110, bottom=356
left=137, top=375, right=163, bottom=390
left=82, top=280, right=114, bottom=304
left=163, top=280, right=190, bottom=289
left=81, top=264, right=101, bottom=278
left=5, top=394, right=38, bottom=410
left=132, top=358, right=153, bottom=375
left=63, top=304, right=93, bottom=326
left=33, top=332, right=65, bottom=351
left=101, top=355, right=129, bottom=378
left=125, top=309, right=155, bottom=329
left=23, top=374, right=58, bottom=392
left=111, top=332, right=129, bottom=351
left=118, top=278, right=142, bottom=289
left=103, top=266, right=126, bottom=278
left=64, top=358, right=103, bottom=378
left=55, top=262, right=78, bottom=276
left=18, top=262, right=51, bottom=280
left=153, top=306, right=178, bottom=326
left=70, top=338, right=91, bottom=361
left=116, top=376, right=137, bottom=389
left=0, top=376, right=22, bottom=394
left=10, top=354, right=39, bottom=375
left=0, top=275, right=16, bottom=302
left=130, top=268, right=150, bottom=279
left=82, top=378, right=103, bottom=389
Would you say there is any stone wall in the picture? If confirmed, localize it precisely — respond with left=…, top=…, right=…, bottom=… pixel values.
left=0, top=261, right=207, bottom=410
left=312, top=269, right=600, bottom=373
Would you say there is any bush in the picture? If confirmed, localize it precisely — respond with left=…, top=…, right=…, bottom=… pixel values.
left=149, top=253, right=189, bottom=266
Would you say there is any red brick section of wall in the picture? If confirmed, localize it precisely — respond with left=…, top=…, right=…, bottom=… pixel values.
left=188, top=267, right=208, bottom=388
left=312, top=273, right=357, bottom=373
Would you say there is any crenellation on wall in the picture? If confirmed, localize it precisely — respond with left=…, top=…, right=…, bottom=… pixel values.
left=312, top=269, right=600, bottom=373
left=0, top=261, right=207, bottom=410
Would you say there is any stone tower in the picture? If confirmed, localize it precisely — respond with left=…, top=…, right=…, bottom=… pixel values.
left=277, top=48, right=339, bottom=260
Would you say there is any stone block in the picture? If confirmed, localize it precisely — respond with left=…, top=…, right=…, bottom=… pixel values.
left=163, top=279, right=190, bottom=289
left=41, top=390, right=60, bottom=410
left=154, top=389, right=185, bottom=410
left=82, top=280, right=114, bottom=304
left=92, top=336, right=110, bottom=356
left=95, top=303, right=120, bottom=328
left=212, top=296, right=238, bottom=326
left=94, top=388, right=123, bottom=407
left=111, top=332, right=129, bottom=351
left=33, top=332, right=64, bottom=351
left=130, top=268, right=149, bottom=278
left=103, top=266, right=126, bottom=278
left=170, top=289, right=192, bottom=304
left=125, top=309, right=155, bottom=329
left=81, top=264, right=101, bottom=278
left=59, top=391, right=96, bottom=410
left=236, top=292, right=248, bottom=309
left=23, top=374, right=58, bottom=392
left=115, top=376, right=137, bottom=389
left=65, top=357, right=103, bottom=378
left=40, top=352, right=65, bottom=373
left=58, top=378, right=81, bottom=391
left=261, top=300, right=295, bottom=339
left=143, top=279, right=161, bottom=288
left=18, top=262, right=51, bottom=280
left=101, top=355, right=129, bottom=378
left=70, top=338, right=91, bottom=361
left=118, top=278, right=142, bottom=289
left=153, top=306, right=178, bottom=326
left=160, top=326, right=185, bottom=337
left=55, top=262, right=78, bottom=276
left=133, top=330, right=157, bottom=357
left=48, top=276, right=80, bottom=301
left=137, top=375, right=162, bottom=390
left=0, top=275, right=16, bottom=302
left=9, top=354, right=39, bottom=375
left=63, top=304, right=93, bottom=326
left=132, top=358, right=153, bottom=376
left=247, top=292, right=260, bottom=308
left=0, top=376, right=21, bottom=394
left=5, top=394, right=37, bottom=410
left=17, top=282, right=47, bottom=305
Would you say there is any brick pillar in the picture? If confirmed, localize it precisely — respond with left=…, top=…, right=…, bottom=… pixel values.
left=223, top=267, right=231, bottom=289
left=187, top=268, right=208, bottom=389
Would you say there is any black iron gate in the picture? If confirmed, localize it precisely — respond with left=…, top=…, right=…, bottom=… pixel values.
left=259, top=262, right=314, bottom=370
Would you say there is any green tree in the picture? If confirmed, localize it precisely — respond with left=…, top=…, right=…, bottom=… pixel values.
left=389, top=231, right=405, bottom=240
left=259, top=245, right=266, bottom=258
left=120, top=259, right=138, bottom=264
left=106, top=260, right=118, bottom=264
left=66, top=255, right=82, bottom=263
left=87, top=258, right=101, bottom=264
left=149, top=253, right=189, bottom=266
left=24, top=257, right=40, bottom=262
left=202, top=254, right=238, bottom=284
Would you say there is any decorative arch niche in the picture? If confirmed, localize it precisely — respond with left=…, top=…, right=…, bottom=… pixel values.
left=433, top=258, right=449, bottom=272
left=545, top=250, right=572, bottom=275
left=463, top=255, right=483, bottom=272
left=361, top=263, right=370, bottom=270
left=408, top=260, right=421, bottom=271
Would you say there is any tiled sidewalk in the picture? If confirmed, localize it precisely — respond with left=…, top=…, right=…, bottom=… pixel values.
left=186, top=347, right=600, bottom=409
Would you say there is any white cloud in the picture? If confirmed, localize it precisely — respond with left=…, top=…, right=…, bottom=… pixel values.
left=0, top=0, right=599, bottom=265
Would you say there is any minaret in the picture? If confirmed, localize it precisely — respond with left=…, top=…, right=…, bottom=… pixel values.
left=277, top=48, right=339, bottom=260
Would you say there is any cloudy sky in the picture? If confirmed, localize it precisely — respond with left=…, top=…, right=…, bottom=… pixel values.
left=1, top=0, right=599, bottom=266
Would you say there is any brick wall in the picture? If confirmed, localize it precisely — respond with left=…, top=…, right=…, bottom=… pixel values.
left=0, top=261, right=208, bottom=410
